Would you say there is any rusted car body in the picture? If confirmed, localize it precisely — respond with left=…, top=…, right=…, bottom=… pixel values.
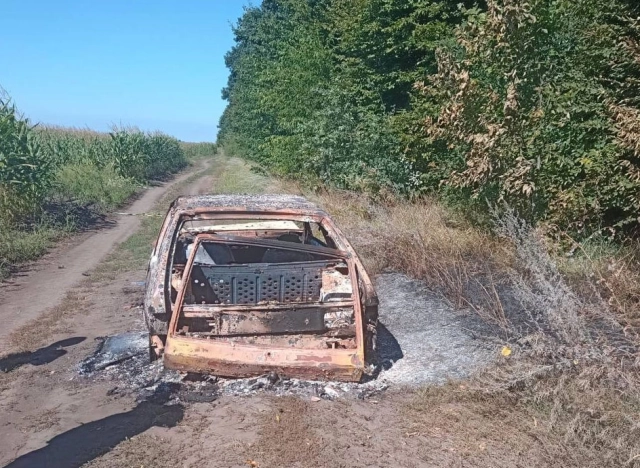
left=144, top=195, right=378, bottom=382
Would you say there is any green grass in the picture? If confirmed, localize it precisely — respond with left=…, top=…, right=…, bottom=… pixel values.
left=0, top=162, right=141, bottom=281
left=54, top=163, right=139, bottom=210
left=0, top=225, right=73, bottom=278
left=207, top=154, right=285, bottom=194
left=0, top=164, right=140, bottom=280
left=91, top=214, right=164, bottom=282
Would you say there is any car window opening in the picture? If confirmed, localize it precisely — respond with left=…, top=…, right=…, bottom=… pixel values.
left=169, top=218, right=338, bottom=303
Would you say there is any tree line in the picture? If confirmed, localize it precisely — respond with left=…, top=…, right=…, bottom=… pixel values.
left=219, top=0, right=640, bottom=238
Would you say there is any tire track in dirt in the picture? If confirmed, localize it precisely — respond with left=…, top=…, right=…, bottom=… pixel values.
left=0, top=162, right=209, bottom=355
left=185, top=172, right=214, bottom=196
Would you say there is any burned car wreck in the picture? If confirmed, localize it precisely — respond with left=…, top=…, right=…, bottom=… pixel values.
left=144, top=195, right=378, bottom=382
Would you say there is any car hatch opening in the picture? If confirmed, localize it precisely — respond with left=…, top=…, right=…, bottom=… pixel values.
left=170, top=235, right=359, bottom=350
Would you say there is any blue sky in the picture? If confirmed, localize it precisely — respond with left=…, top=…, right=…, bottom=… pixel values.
left=1, top=1, right=253, bottom=142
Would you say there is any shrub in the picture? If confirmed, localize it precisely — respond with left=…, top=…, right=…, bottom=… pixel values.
left=417, top=0, right=640, bottom=236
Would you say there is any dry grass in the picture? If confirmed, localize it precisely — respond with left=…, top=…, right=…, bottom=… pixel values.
left=303, top=186, right=640, bottom=468
left=559, top=237, right=640, bottom=338
left=90, top=215, right=163, bottom=283
left=309, top=190, right=515, bottom=328
left=249, top=396, right=324, bottom=468
left=403, top=384, right=597, bottom=467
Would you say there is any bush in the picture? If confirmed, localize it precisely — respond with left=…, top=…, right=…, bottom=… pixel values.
left=300, top=88, right=417, bottom=194
left=417, top=0, right=640, bottom=237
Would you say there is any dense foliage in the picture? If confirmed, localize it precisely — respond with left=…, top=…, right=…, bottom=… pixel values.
left=219, top=0, right=640, bottom=237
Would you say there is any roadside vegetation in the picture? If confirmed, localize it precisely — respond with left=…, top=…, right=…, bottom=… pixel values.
left=312, top=190, right=640, bottom=466
left=181, top=142, right=218, bottom=161
left=0, top=92, right=215, bottom=279
left=220, top=0, right=640, bottom=239
left=219, top=0, right=640, bottom=465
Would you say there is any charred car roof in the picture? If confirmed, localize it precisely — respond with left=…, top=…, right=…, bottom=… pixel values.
left=170, top=194, right=326, bottom=215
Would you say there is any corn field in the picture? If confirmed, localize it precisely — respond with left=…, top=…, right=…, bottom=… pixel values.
left=0, top=94, right=187, bottom=225
left=0, top=92, right=213, bottom=278
left=0, top=98, right=54, bottom=223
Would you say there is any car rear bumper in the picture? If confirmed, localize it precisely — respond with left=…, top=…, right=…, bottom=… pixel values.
left=163, top=334, right=364, bottom=382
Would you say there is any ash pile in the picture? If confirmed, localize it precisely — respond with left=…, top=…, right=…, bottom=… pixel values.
left=77, top=272, right=498, bottom=404
left=77, top=331, right=389, bottom=403
left=78, top=331, right=174, bottom=392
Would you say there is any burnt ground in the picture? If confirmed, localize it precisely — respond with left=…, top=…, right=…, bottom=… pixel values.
left=0, top=156, right=586, bottom=468
left=70, top=273, right=496, bottom=405
left=0, top=266, right=511, bottom=468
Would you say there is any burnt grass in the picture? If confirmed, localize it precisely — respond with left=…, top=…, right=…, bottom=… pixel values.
left=75, top=270, right=500, bottom=407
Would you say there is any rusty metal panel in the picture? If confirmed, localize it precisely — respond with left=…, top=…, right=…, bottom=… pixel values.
left=195, top=263, right=326, bottom=305
left=164, top=335, right=364, bottom=382
left=196, top=308, right=326, bottom=335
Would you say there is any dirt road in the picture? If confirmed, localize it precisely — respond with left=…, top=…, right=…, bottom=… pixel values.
left=0, top=162, right=210, bottom=355
left=0, top=156, right=585, bottom=468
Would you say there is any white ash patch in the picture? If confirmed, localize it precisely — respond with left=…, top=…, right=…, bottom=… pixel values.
left=77, top=274, right=496, bottom=403
left=375, top=273, right=496, bottom=385
left=78, top=332, right=181, bottom=394
left=77, top=332, right=388, bottom=402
